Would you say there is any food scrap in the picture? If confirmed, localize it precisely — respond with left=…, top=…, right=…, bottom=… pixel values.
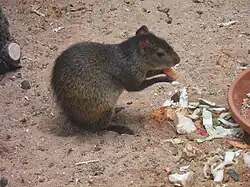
left=150, top=106, right=175, bottom=124
left=164, top=67, right=178, bottom=80
left=151, top=87, right=244, bottom=142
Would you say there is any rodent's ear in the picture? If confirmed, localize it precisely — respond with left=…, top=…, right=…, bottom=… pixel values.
left=136, top=25, right=150, bottom=36
left=138, top=39, right=151, bottom=49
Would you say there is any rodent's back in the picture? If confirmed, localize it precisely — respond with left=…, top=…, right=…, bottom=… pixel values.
left=51, top=42, right=124, bottom=123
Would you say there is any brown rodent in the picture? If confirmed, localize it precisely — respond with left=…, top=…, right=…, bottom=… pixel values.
left=50, top=25, right=180, bottom=135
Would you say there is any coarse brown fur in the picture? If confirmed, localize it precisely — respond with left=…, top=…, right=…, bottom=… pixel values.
left=51, top=25, right=180, bottom=135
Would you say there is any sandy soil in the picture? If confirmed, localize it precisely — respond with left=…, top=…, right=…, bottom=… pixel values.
left=1, top=0, right=250, bottom=186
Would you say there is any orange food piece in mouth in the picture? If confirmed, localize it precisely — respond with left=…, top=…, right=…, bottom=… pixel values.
left=163, top=67, right=177, bottom=80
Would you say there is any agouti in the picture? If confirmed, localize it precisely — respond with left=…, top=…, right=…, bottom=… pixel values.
left=51, top=25, right=180, bottom=135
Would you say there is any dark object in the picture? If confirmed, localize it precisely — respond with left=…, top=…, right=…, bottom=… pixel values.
left=0, top=176, right=8, bottom=187
left=228, top=68, right=250, bottom=135
left=0, top=7, right=21, bottom=75
left=171, top=91, right=181, bottom=103
left=51, top=25, right=180, bottom=135
left=21, top=80, right=31, bottom=90
left=228, top=169, right=239, bottom=181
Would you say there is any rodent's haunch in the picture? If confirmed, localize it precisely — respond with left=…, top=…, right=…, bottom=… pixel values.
left=51, top=25, right=180, bottom=135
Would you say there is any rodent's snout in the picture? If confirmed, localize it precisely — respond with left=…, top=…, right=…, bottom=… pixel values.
left=168, top=52, right=180, bottom=67
left=173, top=53, right=181, bottom=65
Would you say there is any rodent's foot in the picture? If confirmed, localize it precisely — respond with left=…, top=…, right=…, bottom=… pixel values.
left=106, top=125, right=134, bottom=135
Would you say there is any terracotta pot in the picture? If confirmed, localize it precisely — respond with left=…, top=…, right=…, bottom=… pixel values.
left=228, top=68, right=250, bottom=135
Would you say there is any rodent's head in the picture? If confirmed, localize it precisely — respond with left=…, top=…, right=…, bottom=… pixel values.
left=135, top=25, right=180, bottom=69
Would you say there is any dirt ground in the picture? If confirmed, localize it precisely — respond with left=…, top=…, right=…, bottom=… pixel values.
left=1, top=0, right=250, bottom=186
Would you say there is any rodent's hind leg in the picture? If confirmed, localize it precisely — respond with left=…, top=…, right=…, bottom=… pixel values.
left=84, top=109, right=113, bottom=133
left=101, top=108, right=134, bottom=135
left=85, top=109, right=134, bottom=135
left=67, top=108, right=133, bottom=135
left=66, top=109, right=112, bottom=133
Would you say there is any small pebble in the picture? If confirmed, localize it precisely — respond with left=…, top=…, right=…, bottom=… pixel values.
left=9, top=76, right=16, bottom=81
left=124, top=0, right=130, bottom=4
left=120, top=31, right=129, bottom=39
left=38, top=177, right=45, bottom=183
left=93, top=145, right=101, bottom=152
left=48, top=162, right=55, bottom=168
left=142, top=8, right=150, bottom=13
left=87, top=179, right=94, bottom=184
left=16, top=72, right=22, bottom=78
left=21, top=80, right=31, bottom=90
left=20, top=118, right=27, bottom=124
left=22, top=159, right=28, bottom=165
left=110, top=7, right=117, bottom=11
left=196, top=10, right=203, bottom=14
left=37, top=146, right=45, bottom=151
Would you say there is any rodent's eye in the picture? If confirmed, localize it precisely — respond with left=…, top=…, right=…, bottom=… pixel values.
left=156, top=52, right=165, bottom=57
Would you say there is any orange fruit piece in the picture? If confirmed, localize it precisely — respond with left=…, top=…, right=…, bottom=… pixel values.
left=163, top=67, right=177, bottom=80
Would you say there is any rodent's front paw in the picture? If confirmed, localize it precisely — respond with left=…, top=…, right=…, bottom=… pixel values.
left=161, top=75, right=175, bottom=83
